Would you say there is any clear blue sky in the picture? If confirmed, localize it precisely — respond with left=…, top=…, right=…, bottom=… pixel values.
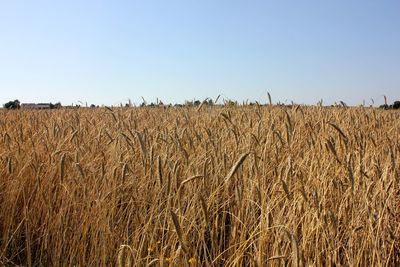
left=0, top=0, right=399, bottom=106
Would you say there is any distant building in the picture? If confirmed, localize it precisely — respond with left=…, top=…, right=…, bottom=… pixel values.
left=21, top=103, right=52, bottom=109
left=37, top=103, right=53, bottom=109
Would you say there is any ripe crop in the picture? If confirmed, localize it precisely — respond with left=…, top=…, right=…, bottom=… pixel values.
left=0, top=105, right=399, bottom=266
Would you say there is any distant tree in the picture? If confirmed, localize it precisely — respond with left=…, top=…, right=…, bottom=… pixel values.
left=49, top=102, right=62, bottom=109
left=3, top=99, right=20, bottom=109
left=379, top=104, right=389, bottom=109
left=224, top=99, right=237, bottom=107
left=380, top=101, right=400, bottom=110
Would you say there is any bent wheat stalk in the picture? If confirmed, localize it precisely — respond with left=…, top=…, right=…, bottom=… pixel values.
left=224, top=152, right=251, bottom=184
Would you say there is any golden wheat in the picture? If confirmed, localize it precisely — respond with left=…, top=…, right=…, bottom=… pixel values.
left=0, top=105, right=399, bottom=266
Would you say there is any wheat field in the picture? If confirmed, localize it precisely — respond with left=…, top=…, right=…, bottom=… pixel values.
left=0, top=105, right=399, bottom=266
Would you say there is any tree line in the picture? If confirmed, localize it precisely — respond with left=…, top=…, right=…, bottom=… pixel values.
left=3, top=100, right=62, bottom=109
left=2, top=98, right=400, bottom=110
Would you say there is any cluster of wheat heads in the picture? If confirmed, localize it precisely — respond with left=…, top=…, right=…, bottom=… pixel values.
left=0, top=105, right=399, bottom=266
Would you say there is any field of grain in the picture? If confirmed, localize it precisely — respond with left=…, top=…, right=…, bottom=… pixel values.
left=0, top=105, right=399, bottom=266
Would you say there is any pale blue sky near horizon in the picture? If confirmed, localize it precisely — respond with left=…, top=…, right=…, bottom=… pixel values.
left=0, top=0, right=399, bottom=106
